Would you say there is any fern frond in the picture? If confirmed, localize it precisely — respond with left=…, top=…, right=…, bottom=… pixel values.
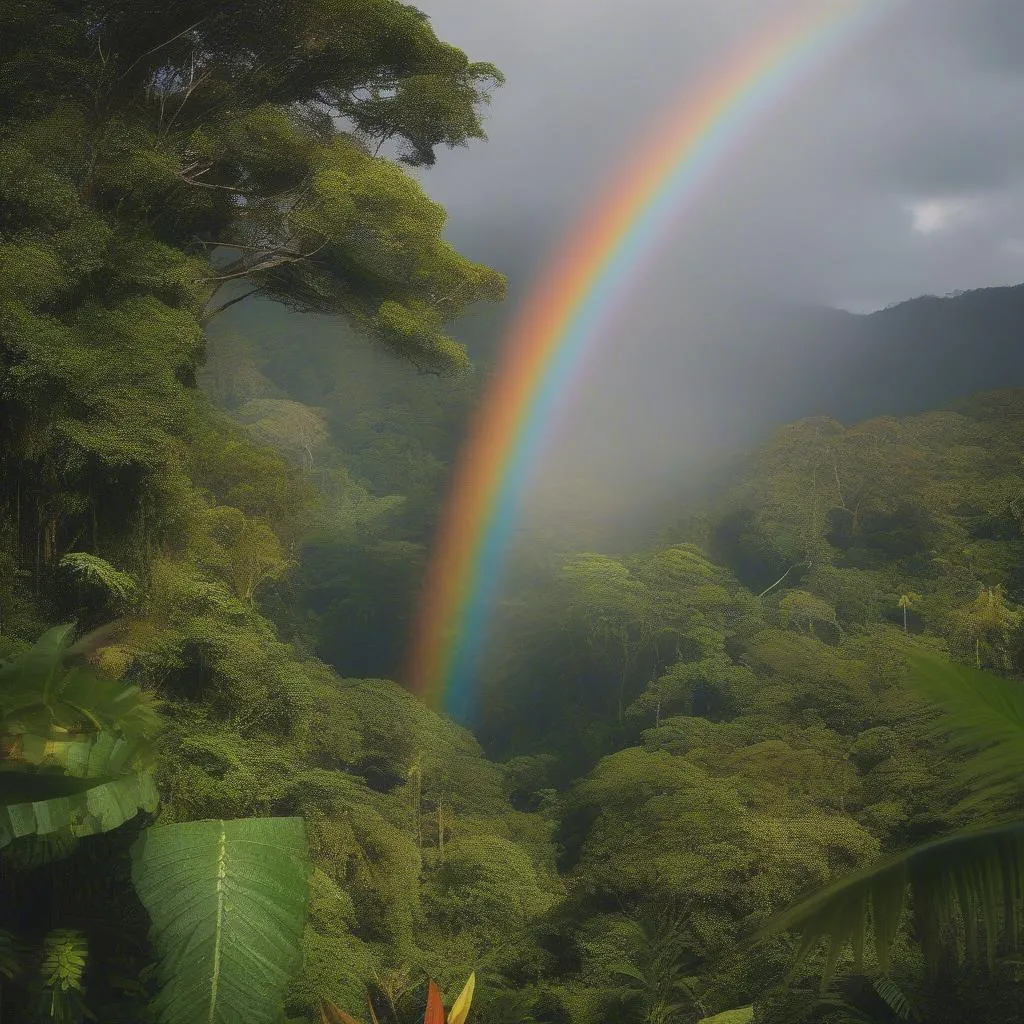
left=59, top=553, right=138, bottom=603
left=41, top=929, right=88, bottom=993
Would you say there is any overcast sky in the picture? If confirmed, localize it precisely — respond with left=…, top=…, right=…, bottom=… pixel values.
left=399, top=0, right=1024, bottom=541
left=414, top=0, right=1024, bottom=312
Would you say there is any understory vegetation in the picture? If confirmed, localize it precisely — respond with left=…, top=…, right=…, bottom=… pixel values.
left=3, top=2, right=1024, bottom=1023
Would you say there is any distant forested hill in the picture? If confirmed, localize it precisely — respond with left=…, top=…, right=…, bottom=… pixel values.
left=728, top=284, right=1024, bottom=426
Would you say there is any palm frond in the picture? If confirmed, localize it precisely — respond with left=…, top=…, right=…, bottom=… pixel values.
left=130, top=817, right=310, bottom=1024
left=872, top=975, right=918, bottom=1021
left=750, top=818, right=1024, bottom=985
left=901, top=650, right=1024, bottom=795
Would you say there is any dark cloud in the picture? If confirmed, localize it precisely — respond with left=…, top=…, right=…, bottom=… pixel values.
left=418, top=0, right=1024, bottom=304
left=407, top=0, right=1024, bottom=539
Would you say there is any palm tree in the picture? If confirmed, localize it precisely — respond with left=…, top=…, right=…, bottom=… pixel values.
left=749, top=649, right=1024, bottom=989
left=956, top=584, right=1021, bottom=669
left=896, top=592, right=921, bottom=634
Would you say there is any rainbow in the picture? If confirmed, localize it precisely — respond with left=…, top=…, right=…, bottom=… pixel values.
left=407, top=0, right=897, bottom=719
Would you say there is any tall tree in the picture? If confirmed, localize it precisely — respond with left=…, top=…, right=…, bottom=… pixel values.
left=0, top=0, right=506, bottom=584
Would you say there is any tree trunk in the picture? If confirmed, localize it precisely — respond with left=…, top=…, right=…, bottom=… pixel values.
left=437, top=798, right=444, bottom=863
left=414, top=773, right=421, bottom=850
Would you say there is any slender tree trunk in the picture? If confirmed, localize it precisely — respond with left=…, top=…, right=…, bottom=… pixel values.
left=437, top=798, right=444, bottom=863
left=34, top=503, right=40, bottom=595
left=617, top=661, right=627, bottom=724
left=414, top=772, right=421, bottom=850
left=902, top=605, right=907, bottom=633
left=757, top=562, right=801, bottom=599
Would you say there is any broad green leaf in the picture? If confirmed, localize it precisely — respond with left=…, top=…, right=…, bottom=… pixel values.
left=0, top=624, right=74, bottom=719
left=131, top=817, right=310, bottom=1024
left=0, top=770, right=159, bottom=848
left=0, top=622, right=160, bottom=741
left=1, top=729, right=158, bottom=848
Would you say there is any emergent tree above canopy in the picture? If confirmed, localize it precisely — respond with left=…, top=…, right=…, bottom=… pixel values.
left=0, top=0, right=507, bottom=370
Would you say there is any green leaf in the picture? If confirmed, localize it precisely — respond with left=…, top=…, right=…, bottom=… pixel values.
left=0, top=624, right=74, bottom=716
left=131, top=817, right=310, bottom=1024
left=0, top=729, right=158, bottom=848
left=901, top=650, right=1024, bottom=800
left=873, top=975, right=918, bottom=1021
left=0, top=769, right=159, bottom=848
left=0, top=623, right=160, bottom=741
left=751, top=817, right=1024, bottom=981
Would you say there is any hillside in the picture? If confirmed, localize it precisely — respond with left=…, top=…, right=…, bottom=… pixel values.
left=463, top=389, right=1024, bottom=1022
left=727, top=285, right=1024, bottom=427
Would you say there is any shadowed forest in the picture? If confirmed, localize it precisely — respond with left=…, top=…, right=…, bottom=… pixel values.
left=3, top=3, right=1024, bottom=1024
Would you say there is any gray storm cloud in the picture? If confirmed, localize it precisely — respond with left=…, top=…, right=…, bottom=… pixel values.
left=406, top=0, right=1024, bottom=544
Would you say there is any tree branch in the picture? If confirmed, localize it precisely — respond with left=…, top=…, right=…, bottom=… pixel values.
left=202, top=288, right=259, bottom=324
left=757, top=561, right=809, bottom=600
left=204, top=240, right=328, bottom=283
left=121, top=18, right=209, bottom=80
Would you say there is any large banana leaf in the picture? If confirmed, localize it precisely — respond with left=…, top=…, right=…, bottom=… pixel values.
left=0, top=730, right=158, bottom=848
left=131, top=817, right=310, bottom=1024
left=15, top=729, right=149, bottom=776
left=751, top=649, right=1024, bottom=986
left=0, top=771, right=159, bottom=847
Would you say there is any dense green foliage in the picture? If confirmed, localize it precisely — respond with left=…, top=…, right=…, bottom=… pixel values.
left=5, top=2, right=1024, bottom=1023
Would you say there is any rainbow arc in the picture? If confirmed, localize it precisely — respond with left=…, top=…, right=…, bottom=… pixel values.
left=406, top=0, right=897, bottom=719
